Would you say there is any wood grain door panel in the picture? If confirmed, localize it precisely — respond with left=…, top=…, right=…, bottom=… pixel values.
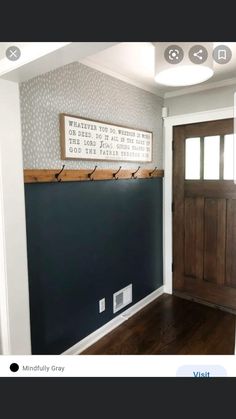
left=184, top=197, right=204, bottom=280
left=203, top=198, right=226, bottom=286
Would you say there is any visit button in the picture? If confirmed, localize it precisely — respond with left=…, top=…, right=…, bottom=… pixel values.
left=176, top=365, right=227, bottom=377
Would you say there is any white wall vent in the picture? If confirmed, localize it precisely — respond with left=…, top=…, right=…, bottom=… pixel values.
left=113, top=284, right=132, bottom=313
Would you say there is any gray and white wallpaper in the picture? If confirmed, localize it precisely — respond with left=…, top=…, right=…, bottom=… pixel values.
left=20, top=61, right=163, bottom=170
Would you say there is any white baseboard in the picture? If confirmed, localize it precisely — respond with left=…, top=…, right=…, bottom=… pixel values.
left=62, top=285, right=164, bottom=355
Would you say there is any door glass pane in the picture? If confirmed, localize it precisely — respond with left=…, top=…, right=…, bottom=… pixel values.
left=224, top=134, right=234, bottom=180
left=204, top=136, right=220, bottom=180
left=185, top=137, right=200, bottom=180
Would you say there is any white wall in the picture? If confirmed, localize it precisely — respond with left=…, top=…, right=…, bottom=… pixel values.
left=164, top=84, right=236, bottom=116
left=0, top=78, right=31, bottom=354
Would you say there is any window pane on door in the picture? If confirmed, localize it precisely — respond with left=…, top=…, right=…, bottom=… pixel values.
left=185, top=137, right=200, bottom=180
left=224, top=134, right=234, bottom=180
left=204, top=136, right=220, bottom=180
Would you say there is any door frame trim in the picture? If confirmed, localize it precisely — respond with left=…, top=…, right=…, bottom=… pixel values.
left=163, top=106, right=234, bottom=296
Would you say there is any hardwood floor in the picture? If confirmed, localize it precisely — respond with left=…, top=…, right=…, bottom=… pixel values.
left=82, top=294, right=236, bottom=355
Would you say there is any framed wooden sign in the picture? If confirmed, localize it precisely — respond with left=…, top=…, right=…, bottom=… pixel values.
left=60, top=113, right=153, bottom=162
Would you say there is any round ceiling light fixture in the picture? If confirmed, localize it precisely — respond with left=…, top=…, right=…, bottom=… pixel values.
left=153, top=42, right=214, bottom=87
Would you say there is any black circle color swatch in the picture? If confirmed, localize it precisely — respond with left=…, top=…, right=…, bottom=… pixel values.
left=10, top=363, right=19, bottom=372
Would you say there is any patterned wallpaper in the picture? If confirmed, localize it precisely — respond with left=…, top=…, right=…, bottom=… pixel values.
left=20, top=62, right=163, bottom=170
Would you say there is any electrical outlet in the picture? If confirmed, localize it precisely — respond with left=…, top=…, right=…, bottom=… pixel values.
left=99, top=298, right=105, bottom=313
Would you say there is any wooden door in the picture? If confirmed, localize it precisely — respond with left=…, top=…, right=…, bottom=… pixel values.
left=173, top=118, right=236, bottom=311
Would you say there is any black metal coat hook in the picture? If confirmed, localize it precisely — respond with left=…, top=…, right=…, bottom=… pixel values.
left=113, top=166, right=122, bottom=180
left=131, top=166, right=141, bottom=179
left=149, top=166, right=157, bottom=178
left=55, top=165, right=65, bottom=182
left=88, top=165, right=97, bottom=181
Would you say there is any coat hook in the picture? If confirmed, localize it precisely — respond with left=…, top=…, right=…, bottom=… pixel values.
left=149, top=166, right=157, bottom=178
left=113, top=166, right=122, bottom=180
left=55, top=165, right=65, bottom=182
left=88, top=165, right=97, bottom=181
left=131, top=166, right=141, bottom=179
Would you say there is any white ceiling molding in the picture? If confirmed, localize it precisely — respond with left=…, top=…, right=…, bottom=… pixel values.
left=80, top=57, right=163, bottom=97
left=164, top=77, right=236, bottom=98
left=80, top=58, right=236, bottom=99
left=80, top=57, right=236, bottom=100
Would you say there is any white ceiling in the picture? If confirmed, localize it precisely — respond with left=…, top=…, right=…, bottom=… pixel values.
left=0, top=42, right=118, bottom=83
left=1, top=42, right=236, bottom=98
left=79, top=42, right=236, bottom=97
left=0, top=43, right=70, bottom=76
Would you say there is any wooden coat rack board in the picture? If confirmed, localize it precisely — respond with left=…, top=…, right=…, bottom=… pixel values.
left=24, top=167, right=164, bottom=183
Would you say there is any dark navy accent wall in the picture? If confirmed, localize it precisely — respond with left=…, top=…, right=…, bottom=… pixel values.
left=25, top=178, right=163, bottom=354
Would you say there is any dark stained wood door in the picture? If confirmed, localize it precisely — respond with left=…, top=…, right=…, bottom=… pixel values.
left=173, top=118, right=236, bottom=311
